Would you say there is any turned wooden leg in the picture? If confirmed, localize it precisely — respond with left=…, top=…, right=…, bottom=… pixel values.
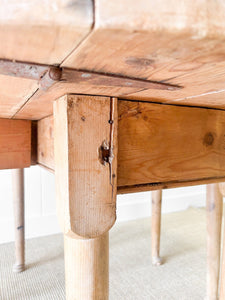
left=65, top=233, right=109, bottom=299
left=151, top=190, right=162, bottom=266
left=206, top=183, right=223, bottom=300
left=220, top=218, right=225, bottom=300
left=54, top=95, right=117, bottom=299
left=12, top=168, right=25, bottom=273
left=219, top=183, right=225, bottom=300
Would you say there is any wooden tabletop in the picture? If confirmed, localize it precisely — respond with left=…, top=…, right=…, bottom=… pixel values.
left=1, top=0, right=225, bottom=120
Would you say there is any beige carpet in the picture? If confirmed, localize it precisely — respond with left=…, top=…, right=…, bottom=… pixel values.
left=0, top=207, right=208, bottom=300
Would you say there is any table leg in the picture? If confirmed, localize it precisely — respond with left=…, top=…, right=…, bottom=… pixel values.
left=151, top=190, right=162, bottom=266
left=12, top=168, right=25, bottom=273
left=65, top=233, right=109, bottom=299
left=219, top=214, right=225, bottom=299
left=206, top=183, right=223, bottom=300
left=54, top=94, right=117, bottom=300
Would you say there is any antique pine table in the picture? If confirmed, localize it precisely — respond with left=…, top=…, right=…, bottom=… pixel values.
left=2, top=1, right=225, bottom=299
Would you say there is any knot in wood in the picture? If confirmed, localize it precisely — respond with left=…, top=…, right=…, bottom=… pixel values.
left=203, top=132, right=214, bottom=146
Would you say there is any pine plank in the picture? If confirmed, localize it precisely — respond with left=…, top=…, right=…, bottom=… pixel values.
left=37, top=116, right=54, bottom=170
left=0, top=0, right=93, bottom=64
left=0, top=75, right=38, bottom=118
left=0, top=119, right=31, bottom=169
left=117, top=101, right=225, bottom=187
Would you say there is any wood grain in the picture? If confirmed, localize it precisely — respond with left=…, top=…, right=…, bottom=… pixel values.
left=14, top=67, right=179, bottom=120
left=54, top=95, right=118, bottom=238
left=206, top=184, right=223, bottom=300
left=94, top=0, right=225, bottom=36
left=117, top=177, right=225, bottom=194
left=31, top=121, right=37, bottom=165
left=37, top=100, right=225, bottom=191
left=151, top=190, right=162, bottom=266
left=0, top=0, right=93, bottom=119
left=0, top=119, right=31, bottom=169
left=12, top=169, right=25, bottom=273
left=0, top=74, right=38, bottom=118
left=62, top=0, right=225, bottom=110
left=15, top=31, right=225, bottom=120
left=117, top=101, right=225, bottom=187
left=14, top=81, right=138, bottom=120
left=219, top=182, right=225, bottom=197
left=64, top=233, right=109, bottom=300
left=37, top=116, right=54, bottom=170
left=220, top=213, right=225, bottom=300
left=0, top=60, right=179, bottom=92
left=0, top=0, right=93, bottom=64
left=64, top=29, right=225, bottom=106
left=64, top=0, right=225, bottom=80
left=2, top=1, right=225, bottom=119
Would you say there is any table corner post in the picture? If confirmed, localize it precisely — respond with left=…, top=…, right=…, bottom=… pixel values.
left=53, top=94, right=118, bottom=300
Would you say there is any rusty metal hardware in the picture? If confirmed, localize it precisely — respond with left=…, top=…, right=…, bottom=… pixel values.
left=0, top=59, right=182, bottom=91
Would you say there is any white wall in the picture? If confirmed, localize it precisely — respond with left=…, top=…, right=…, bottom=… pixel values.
left=0, top=166, right=207, bottom=244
